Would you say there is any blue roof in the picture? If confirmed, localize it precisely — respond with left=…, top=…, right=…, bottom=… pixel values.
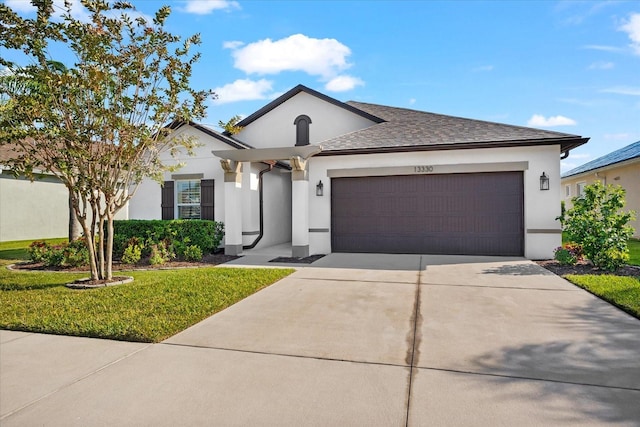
left=562, top=140, right=640, bottom=178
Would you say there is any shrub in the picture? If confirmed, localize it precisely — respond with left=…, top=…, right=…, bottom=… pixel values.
left=183, top=244, right=203, bottom=262
left=111, top=220, right=224, bottom=260
left=562, top=182, right=635, bottom=271
left=28, top=241, right=49, bottom=263
left=43, top=244, right=65, bottom=267
left=121, top=244, right=142, bottom=264
left=554, top=247, right=577, bottom=266
left=63, top=238, right=90, bottom=267
left=149, top=241, right=174, bottom=265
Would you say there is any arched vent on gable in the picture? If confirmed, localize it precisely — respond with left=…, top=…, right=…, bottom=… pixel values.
left=294, top=115, right=312, bottom=146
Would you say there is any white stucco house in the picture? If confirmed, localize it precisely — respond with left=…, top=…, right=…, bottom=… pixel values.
left=0, top=144, right=129, bottom=242
left=129, top=84, right=589, bottom=260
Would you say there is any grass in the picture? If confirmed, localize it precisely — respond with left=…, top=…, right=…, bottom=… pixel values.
left=0, top=239, right=294, bottom=342
left=565, top=274, right=640, bottom=319
left=628, top=238, right=640, bottom=266
left=0, top=238, right=66, bottom=261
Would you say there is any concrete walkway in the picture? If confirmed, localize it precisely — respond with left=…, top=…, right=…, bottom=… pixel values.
left=2, top=254, right=640, bottom=426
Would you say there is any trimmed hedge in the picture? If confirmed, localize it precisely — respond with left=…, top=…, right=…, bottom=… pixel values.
left=112, top=220, right=224, bottom=259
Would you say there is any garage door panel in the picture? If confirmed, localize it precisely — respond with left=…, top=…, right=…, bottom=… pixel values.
left=331, top=172, right=523, bottom=256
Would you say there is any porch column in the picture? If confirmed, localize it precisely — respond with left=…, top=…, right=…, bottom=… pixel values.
left=291, top=156, right=309, bottom=258
left=221, top=159, right=243, bottom=256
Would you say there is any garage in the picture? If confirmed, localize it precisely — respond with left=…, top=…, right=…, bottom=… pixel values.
left=331, top=172, right=524, bottom=256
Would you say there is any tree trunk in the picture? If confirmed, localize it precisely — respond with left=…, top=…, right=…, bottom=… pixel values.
left=68, top=192, right=81, bottom=242
left=106, top=212, right=114, bottom=280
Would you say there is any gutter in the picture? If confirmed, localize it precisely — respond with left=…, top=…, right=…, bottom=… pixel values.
left=243, top=162, right=275, bottom=250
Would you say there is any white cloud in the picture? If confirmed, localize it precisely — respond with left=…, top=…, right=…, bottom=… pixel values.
left=182, top=0, right=240, bottom=15
left=5, top=0, right=149, bottom=23
left=588, top=61, right=614, bottom=70
left=569, top=153, right=591, bottom=159
left=223, top=41, right=244, bottom=50
left=582, top=44, right=625, bottom=53
left=324, top=75, right=364, bottom=92
left=472, top=65, right=494, bottom=72
left=212, top=79, right=274, bottom=105
left=601, top=86, right=640, bottom=96
left=620, top=13, right=640, bottom=55
left=604, top=133, right=630, bottom=141
left=229, top=34, right=353, bottom=78
left=4, top=0, right=36, bottom=13
left=527, top=114, right=577, bottom=127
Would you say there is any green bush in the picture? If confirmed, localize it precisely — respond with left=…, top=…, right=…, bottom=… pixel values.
left=63, top=238, right=90, bottom=267
left=554, top=247, right=577, bottom=266
left=183, top=244, right=203, bottom=262
left=43, top=245, right=65, bottom=267
left=149, top=241, right=174, bottom=265
left=121, top=244, right=142, bottom=264
left=28, top=241, right=49, bottom=263
left=112, top=220, right=224, bottom=260
left=562, top=182, right=635, bottom=271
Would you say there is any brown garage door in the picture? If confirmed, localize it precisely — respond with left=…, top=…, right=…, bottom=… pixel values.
left=331, top=172, right=524, bottom=256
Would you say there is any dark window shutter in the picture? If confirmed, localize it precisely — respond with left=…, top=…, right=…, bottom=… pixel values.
left=200, top=179, right=215, bottom=220
left=161, top=181, right=174, bottom=220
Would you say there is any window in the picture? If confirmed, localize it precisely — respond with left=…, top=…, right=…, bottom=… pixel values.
left=294, top=114, right=311, bottom=146
left=576, top=181, right=586, bottom=198
left=565, top=185, right=571, bottom=198
left=176, top=180, right=201, bottom=219
left=162, top=179, right=214, bottom=220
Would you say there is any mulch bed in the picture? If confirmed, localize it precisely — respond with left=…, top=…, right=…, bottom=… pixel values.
left=269, top=254, right=326, bottom=264
left=535, top=259, right=640, bottom=277
left=9, top=253, right=241, bottom=272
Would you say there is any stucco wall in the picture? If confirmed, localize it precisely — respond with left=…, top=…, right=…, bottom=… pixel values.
left=237, top=163, right=292, bottom=249
left=128, top=126, right=229, bottom=222
left=0, top=172, right=128, bottom=242
left=561, top=161, right=639, bottom=238
left=235, top=91, right=377, bottom=148
left=306, top=145, right=562, bottom=259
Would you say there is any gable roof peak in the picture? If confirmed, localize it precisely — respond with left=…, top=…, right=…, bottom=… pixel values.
left=233, top=84, right=384, bottom=131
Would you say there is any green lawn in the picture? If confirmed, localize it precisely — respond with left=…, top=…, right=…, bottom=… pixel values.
left=565, top=274, right=640, bottom=318
left=628, top=238, right=640, bottom=266
left=0, top=238, right=66, bottom=261
left=0, top=255, right=293, bottom=342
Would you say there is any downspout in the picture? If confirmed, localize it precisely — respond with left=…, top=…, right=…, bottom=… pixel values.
left=561, top=151, right=569, bottom=160
left=243, top=162, right=275, bottom=250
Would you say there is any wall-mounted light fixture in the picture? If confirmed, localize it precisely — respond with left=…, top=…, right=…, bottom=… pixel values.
left=316, top=180, right=324, bottom=196
left=540, top=172, right=549, bottom=191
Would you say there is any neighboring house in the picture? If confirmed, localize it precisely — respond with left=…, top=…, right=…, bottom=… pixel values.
left=129, top=84, right=589, bottom=259
left=0, top=144, right=71, bottom=241
left=0, top=144, right=129, bottom=242
left=561, top=140, right=639, bottom=238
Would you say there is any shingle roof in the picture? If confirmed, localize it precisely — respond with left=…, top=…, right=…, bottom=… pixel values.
left=562, top=140, right=640, bottom=178
left=318, top=101, right=588, bottom=155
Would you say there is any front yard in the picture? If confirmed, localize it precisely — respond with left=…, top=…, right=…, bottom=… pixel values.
left=0, top=239, right=293, bottom=342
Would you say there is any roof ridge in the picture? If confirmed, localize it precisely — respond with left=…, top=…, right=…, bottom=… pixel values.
left=346, top=100, right=582, bottom=139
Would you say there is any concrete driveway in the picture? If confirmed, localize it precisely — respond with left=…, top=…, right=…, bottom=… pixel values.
left=2, top=254, right=640, bottom=426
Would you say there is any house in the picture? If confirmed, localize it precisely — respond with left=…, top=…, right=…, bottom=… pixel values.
left=561, top=140, right=639, bottom=238
left=0, top=144, right=72, bottom=241
left=0, top=144, right=129, bottom=242
left=129, top=84, right=589, bottom=259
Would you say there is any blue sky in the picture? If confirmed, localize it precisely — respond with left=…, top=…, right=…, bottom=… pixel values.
left=3, top=0, right=640, bottom=172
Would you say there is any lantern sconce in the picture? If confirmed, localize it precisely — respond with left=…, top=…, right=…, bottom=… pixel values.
left=540, top=172, right=550, bottom=191
left=316, top=180, right=324, bottom=196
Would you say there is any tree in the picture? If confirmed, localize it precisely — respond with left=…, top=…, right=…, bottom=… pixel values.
left=562, top=181, right=635, bottom=271
left=218, top=115, right=243, bottom=134
left=0, top=61, right=81, bottom=242
left=0, top=0, right=213, bottom=281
